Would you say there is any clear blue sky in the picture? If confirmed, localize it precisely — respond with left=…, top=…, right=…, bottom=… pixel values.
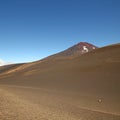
left=0, top=0, right=120, bottom=63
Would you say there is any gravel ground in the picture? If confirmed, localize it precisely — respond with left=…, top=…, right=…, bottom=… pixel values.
left=0, top=86, right=120, bottom=120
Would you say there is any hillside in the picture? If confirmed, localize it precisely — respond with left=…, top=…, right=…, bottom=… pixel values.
left=0, top=43, right=120, bottom=120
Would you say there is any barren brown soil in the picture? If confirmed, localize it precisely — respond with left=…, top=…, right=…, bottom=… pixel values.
left=0, top=85, right=120, bottom=120
left=0, top=44, right=120, bottom=120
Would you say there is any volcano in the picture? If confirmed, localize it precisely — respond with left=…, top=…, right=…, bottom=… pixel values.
left=50, top=42, right=98, bottom=58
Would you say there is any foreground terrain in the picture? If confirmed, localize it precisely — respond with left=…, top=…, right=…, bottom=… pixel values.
left=0, top=85, right=120, bottom=120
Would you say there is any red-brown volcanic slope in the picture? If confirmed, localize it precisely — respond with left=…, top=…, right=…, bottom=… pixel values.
left=0, top=43, right=120, bottom=120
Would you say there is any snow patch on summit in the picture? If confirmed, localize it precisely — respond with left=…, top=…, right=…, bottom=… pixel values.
left=83, top=46, right=88, bottom=52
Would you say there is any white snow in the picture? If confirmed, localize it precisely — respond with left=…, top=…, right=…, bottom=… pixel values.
left=83, top=46, right=88, bottom=52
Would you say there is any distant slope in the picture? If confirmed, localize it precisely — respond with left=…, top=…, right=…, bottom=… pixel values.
left=0, top=64, right=24, bottom=74
left=0, top=42, right=97, bottom=75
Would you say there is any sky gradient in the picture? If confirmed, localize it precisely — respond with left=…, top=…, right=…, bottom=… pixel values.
left=0, top=0, right=120, bottom=63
